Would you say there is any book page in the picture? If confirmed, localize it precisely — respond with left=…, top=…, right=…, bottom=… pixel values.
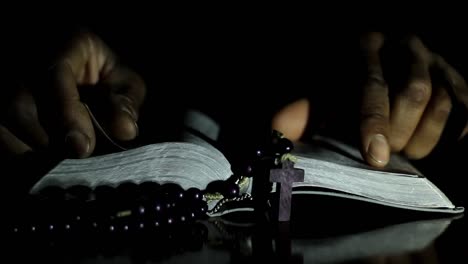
left=30, top=141, right=232, bottom=193
left=292, top=135, right=456, bottom=210
left=294, top=135, right=422, bottom=176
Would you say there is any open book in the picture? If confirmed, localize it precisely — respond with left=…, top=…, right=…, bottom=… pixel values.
left=30, top=110, right=464, bottom=216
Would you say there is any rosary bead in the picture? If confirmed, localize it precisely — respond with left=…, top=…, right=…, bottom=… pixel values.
left=223, top=181, right=240, bottom=198
left=67, top=185, right=92, bottom=201
left=277, top=137, right=294, bottom=154
left=94, top=185, right=116, bottom=201
left=196, top=201, right=208, bottom=215
left=139, top=181, right=161, bottom=198
left=255, top=149, right=264, bottom=158
left=161, top=183, right=184, bottom=201
left=39, top=186, right=65, bottom=201
left=116, top=182, right=139, bottom=200
left=245, top=164, right=254, bottom=177
left=185, top=188, right=203, bottom=201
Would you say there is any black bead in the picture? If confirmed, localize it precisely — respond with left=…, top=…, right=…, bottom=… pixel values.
left=139, top=181, right=161, bottom=198
left=223, top=182, right=240, bottom=198
left=161, top=183, right=184, bottom=201
left=67, top=185, right=92, bottom=201
left=245, top=164, right=254, bottom=177
left=116, top=182, right=139, bottom=200
left=94, top=185, right=116, bottom=201
left=255, top=149, right=264, bottom=158
left=39, top=186, right=65, bottom=201
left=277, top=138, right=294, bottom=154
left=205, top=180, right=225, bottom=194
left=167, top=217, right=175, bottom=225
left=154, top=200, right=164, bottom=214
left=154, top=220, right=161, bottom=228
left=185, top=188, right=203, bottom=201
left=271, top=130, right=283, bottom=145
left=195, top=201, right=208, bottom=216
left=137, top=205, right=146, bottom=215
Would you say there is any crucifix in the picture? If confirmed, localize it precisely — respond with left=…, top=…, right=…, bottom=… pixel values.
left=269, top=159, right=304, bottom=222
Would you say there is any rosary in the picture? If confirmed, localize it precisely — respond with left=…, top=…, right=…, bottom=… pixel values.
left=7, top=130, right=301, bottom=236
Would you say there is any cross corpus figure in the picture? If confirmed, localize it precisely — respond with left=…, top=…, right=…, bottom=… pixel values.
left=269, top=159, right=304, bottom=222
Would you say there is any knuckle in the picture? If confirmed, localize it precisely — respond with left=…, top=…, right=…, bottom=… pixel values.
left=403, top=81, right=431, bottom=105
left=7, top=93, right=37, bottom=122
left=366, top=76, right=388, bottom=89
left=361, top=32, right=385, bottom=51
left=406, top=35, right=422, bottom=48
left=360, top=110, right=388, bottom=133
left=74, top=30, right=97, bottom=45
left=405, top=35, right=432, bottom=61
left=432, top=97, right=452, bottom=123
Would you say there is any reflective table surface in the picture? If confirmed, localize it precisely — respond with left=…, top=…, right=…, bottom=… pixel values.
left=5, top=196, right=466, bottom=264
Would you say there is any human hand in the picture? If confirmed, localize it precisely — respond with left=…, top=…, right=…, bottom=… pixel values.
left=0, top=31, right=146, bottom=158
left=357, top=32, right=467, bottom=167
left=272, top=32, right=468, bottom=167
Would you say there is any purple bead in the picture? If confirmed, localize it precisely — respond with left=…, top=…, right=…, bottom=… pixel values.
left=137, top=205, right=146, bottom=215
left=67, top=185, right=92, bottom=201
left=116, top=182, right=139, bottom=200
left=185, top=188, right=203, bottom=201
left=162, top=183, right=184, bottom=201
left=196, top=201, right=208, bottom=215
left=167, top=216, right=175, bottom=225
left=139, top=181, right=160, bottom=198
left=277, top=138, right=294, bottom=154
left=205, top=180, right=225, bottom=193
left=94, top=185, right=116, bottom=201
left=39, top=186, right=65, bottom=200
left=154, top=221, right=161, bottom=227
left=224, top=182, right=240, bottom=198
left=255, top=149, right=263, bottom=158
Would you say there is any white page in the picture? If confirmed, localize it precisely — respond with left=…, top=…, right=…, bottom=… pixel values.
left=30, top=142, right=232, bottom=193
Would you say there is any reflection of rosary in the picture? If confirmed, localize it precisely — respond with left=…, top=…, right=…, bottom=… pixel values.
left=8, top=127, right=294, bottom=235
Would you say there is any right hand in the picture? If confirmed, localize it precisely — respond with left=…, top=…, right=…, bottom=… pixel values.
left=271, top=32, right=468, bottom=167
left=0, top=31, right=146, bottom=158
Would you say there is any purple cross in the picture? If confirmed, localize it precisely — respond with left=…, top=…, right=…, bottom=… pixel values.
left=269, top=159, right=304, bottom=222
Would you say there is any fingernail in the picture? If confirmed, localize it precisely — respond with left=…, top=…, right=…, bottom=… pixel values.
left=121, top=106, right=137, bottom=121
left=120, top=107, right=139, bottom=138
left=134, top=121, right=139, bottom=137
left=65, top=130, right=90, bottom=158
left=367, top=134, right=390, bottom=164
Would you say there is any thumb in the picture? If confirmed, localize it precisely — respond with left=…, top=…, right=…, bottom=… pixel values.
left=100, top=65, right=146, bottom=141
left=271, top=98, right=310, bottom=141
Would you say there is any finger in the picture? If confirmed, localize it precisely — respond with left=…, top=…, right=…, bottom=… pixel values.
left=0, top=125, right=31, bottom=156
left=271, top=98, right=310, bottom=141
left=403, top=85, right=452, bottom=159
left=43, top=60, right=96, bottom=158
left=101, top=65, right=146, bottom=141
left=38, top=32, right=116, bottom=158
left=433, top=55, right=468, bottom=139
left=389, top=36, right=432, bottom=151
left=61, top=31, right=116, bottom=85
left=5, top=88, right=49, bottom=149
left=360, top=32, right=391, bottom=167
